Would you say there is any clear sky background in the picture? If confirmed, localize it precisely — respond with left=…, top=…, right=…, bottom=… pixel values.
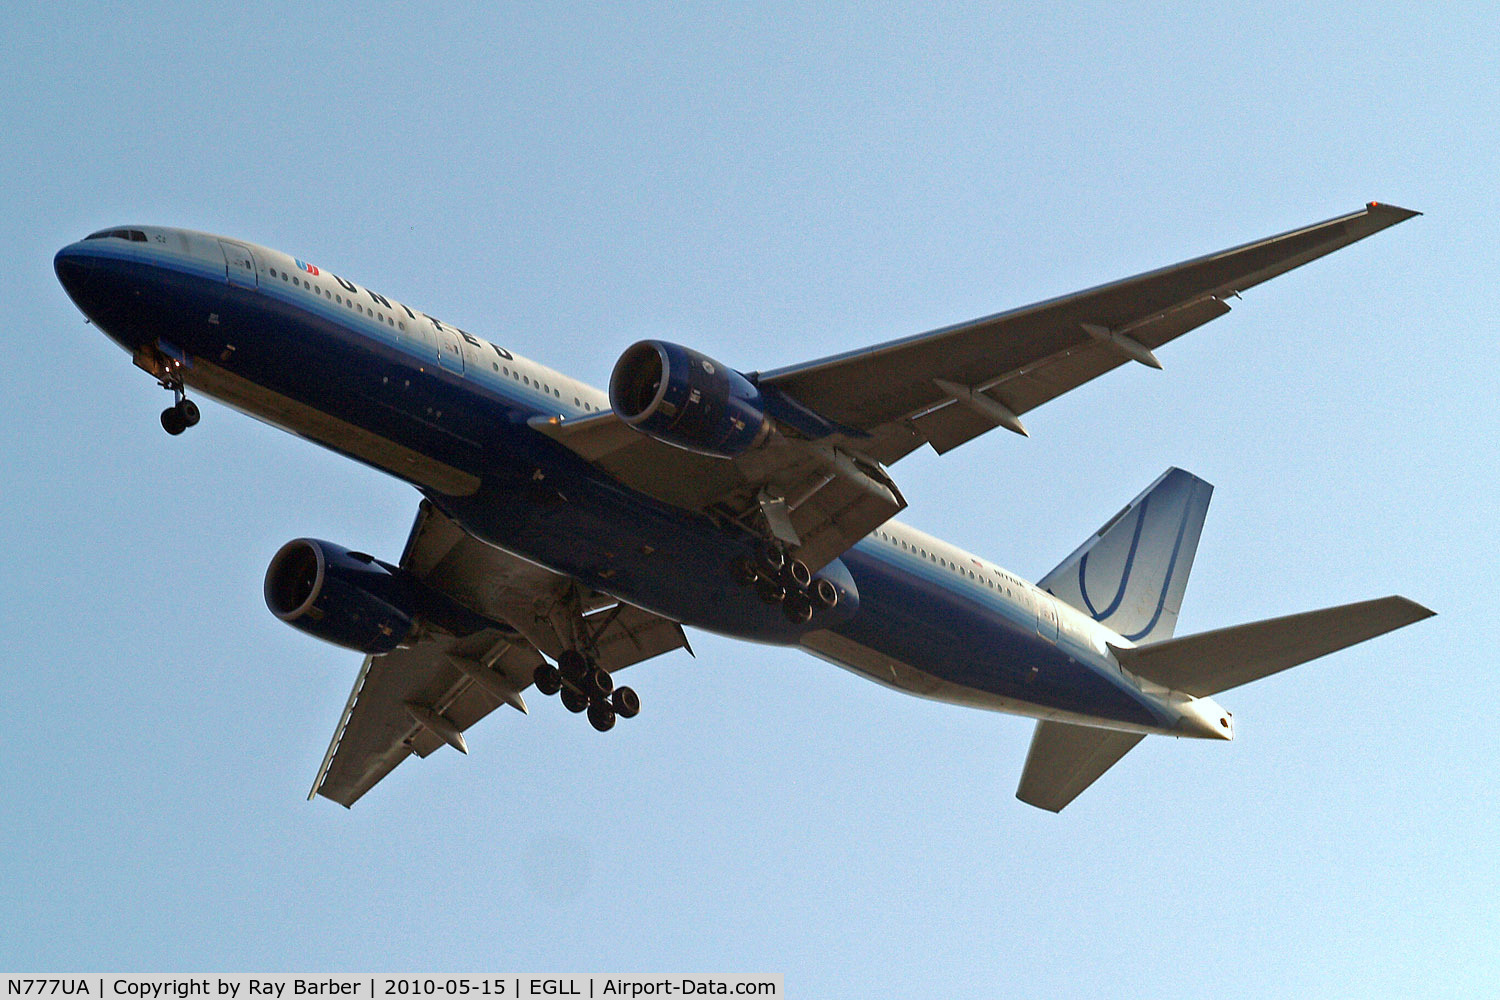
left=2, top=3, right=1495, bottom=995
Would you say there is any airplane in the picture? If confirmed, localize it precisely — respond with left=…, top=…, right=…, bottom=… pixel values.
left=54, top=204, right=1433, bottom=812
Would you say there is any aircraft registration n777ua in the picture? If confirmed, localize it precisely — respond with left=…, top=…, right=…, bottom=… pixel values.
left=56, top=203, right=1432, bottom=811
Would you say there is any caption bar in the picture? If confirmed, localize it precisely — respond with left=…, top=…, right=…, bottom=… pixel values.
left=5, top=978, right=781, bottom=1000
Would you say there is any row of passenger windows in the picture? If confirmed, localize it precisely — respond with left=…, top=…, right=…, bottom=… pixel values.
left=267, top=266, right=407, bottom=331
left=266, top=264, right=604, bottom=413
left=872, top=529, right=1015, bottom=596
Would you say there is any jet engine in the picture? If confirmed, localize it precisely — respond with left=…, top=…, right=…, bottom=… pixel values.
left=263, top=539, right=418, bottom=654
left=609, top=340, right=772, bottom=458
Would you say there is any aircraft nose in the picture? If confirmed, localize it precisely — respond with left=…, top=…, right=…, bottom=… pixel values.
left=54, top=242, right=96, bottom=300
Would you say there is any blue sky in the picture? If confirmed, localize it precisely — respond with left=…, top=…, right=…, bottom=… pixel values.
left=2, top=3, right=1495, bottom=995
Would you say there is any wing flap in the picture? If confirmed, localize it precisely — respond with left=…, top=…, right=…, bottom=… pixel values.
left=1015, top=720, right=1146, bottom=813
left=1110, top=596, right=1434, bottom=697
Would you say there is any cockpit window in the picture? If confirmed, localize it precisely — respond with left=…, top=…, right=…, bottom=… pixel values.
left=85, top=228, right=148, bottom=242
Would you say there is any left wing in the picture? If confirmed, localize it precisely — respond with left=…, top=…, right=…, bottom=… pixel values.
left=761, top=202, right=1419, bottom=463
left=310, top=501, right=689, bottom=807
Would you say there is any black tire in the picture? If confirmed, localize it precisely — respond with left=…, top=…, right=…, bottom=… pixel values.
left=177, top=399, right=200, bottom=427
left=587, top=699, right=616, bottom=732
left=560, top=686, right=589, bottom=713
left=783, top=591, right=814, bottom=625
left=785, top=559, right=812, bottom=590
left=811, top=577, right=840, bottom=610
left=756, top=540, right=785, bottom=577
left=611, top=686, right=640, bottom=719
left=755, top=577, right=786, bottom=605
left=586, top=666, right=613, bottom=700
left=161, top=407, right=186, bottom=435
left=731, top=557, right=759, bottom=587
left=533, top=663, right=562, bottom=696
left=558, top=649, right=588, bottom=682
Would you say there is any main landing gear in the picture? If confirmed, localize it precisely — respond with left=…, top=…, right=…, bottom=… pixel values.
left=529, top=585, right=641, bottom=733
left=733, top=540, right=839, bottom=624
left=532, top=650, right=640, bottom=732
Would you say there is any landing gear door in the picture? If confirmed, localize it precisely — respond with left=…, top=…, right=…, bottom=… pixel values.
left=219, top=240, right=257, bottom=289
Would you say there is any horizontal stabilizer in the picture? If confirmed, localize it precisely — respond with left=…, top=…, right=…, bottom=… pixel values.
left=1015, top=720, right=1145, bottom=813
left=1111, top=596, right=1434, bottom=697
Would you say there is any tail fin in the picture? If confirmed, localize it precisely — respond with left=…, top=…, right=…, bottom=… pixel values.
left=1039, top=467, right=1213, bottom=644
left=1110, top=596, right=1434, bottom=696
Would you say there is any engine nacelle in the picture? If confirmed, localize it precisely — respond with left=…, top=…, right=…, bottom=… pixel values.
left=264, top=539, right=416, bottom=654
left=609, top=340, right=772, bottom=458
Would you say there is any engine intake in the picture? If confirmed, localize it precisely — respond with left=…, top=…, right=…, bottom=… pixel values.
left=264, top=539, right=416, bottom=654
left=609, top=340, right=771, bottom=458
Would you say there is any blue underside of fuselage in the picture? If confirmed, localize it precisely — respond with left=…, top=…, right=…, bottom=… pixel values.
left=57, top=239, right=1162, bottom=730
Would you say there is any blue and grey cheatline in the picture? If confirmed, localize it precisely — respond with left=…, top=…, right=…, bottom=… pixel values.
left=55, top=204, right=1433, bottom=811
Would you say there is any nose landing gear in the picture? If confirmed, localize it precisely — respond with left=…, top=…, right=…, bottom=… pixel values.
left=141, top=348, right=200, bottom=436
left=160, top=397, right=200, bottom=435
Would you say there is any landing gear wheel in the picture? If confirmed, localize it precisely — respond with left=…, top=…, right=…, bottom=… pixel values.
left=177, top=398, right=200, bottom=427
left=732, top=557, right=759, bottom=587
left=587, top=699, right=616, bottom=732
left=558, top=649, right=588, bottom=680
left=160, top=406, right=186, bottom=435
left=783, top=591, right=814, bottom=625
left=560, top=686, right=589, bottom=713
left=784, top=559, right=812, bottom=590
left=611, top=686, right=640, bottom=719
left=755, top=578, right=787, bottom=605
left=585, top=666, right=613, bottom=700
left=811, top=578, right=840, bottom=610
left=533, top=663, right=562, bottom=696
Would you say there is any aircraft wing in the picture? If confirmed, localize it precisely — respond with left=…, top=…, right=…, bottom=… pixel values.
left=761, top=202, right=1420, bottom=463
left=535, top=204, right=1416, bottom=569
left=310, top=501, right=689, bottom=807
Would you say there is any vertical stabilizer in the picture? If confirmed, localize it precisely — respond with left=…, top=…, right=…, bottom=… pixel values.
left=1039, top=468, right=1212, bottom=644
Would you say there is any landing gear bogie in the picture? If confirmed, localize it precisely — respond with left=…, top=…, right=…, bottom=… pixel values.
left=535, top=648, right=641, bottom=732
left=733, top=541, right=838, bottom=626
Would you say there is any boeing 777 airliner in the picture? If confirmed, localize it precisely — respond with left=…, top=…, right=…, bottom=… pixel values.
left=55, top=204, right=1432, bottom=811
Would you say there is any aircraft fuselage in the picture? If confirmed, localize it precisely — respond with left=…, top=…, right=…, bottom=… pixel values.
left=55, top=227, right=1231, bottom=741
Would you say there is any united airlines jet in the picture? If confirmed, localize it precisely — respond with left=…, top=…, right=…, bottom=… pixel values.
left=55, top=205, right=1432, bottom=811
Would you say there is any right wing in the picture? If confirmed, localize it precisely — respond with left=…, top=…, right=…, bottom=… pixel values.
left=310, top=501, right=690, bottom=807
